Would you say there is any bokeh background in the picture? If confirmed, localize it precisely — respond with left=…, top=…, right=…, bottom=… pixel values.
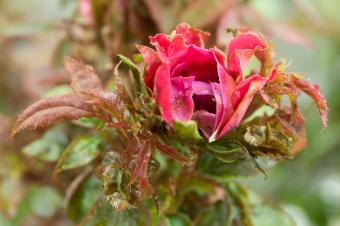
left=0, top=0, right=339, bottom=225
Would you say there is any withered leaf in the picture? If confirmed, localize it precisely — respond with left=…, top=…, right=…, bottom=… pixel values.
left=12, top=94, right=94, bottom=136
left=244, top=125, right=292, bottom=158
left=64, top=57, right=103, bottom=94
left=292, top=77, right=328, bottom=128
left=155, top=142, right=191, bottom=167
left=123, top=137, right=154, bottom=198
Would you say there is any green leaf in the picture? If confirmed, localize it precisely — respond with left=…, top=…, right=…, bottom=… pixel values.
left=204, top=140, right=248, bottom=163
left=56, top=135, right=103, bottom=172
left=80, top=200, right=149, bottom=226
left=197, top=152, right=259, bottom=180
left=174, top=120, right=202, bottom=141
left=116, top=54, right=147, bottom=95
left=68, top=174, right=102, bottom=223
left=22, top=125, right=68, bottom=162
left=165, top=213, right=192, bottom=226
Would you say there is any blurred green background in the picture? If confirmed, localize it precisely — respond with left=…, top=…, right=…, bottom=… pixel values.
left=1, top=0, right=339, bottom=225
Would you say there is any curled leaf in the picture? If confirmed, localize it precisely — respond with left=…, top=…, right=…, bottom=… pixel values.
left=12, top=94, right=94, bottom=136
left=116, top=54, right=147, bottom=95
left=292, top=76, right=328, bottom=128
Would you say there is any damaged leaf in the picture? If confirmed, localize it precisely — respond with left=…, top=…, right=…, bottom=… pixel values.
left=56, top=135, right=104, bottom=173
left=12, top=94, right=94, bottom=136
left=292, top=76, right=328, bottom=128
left=64, top=56, right=103, bottom=94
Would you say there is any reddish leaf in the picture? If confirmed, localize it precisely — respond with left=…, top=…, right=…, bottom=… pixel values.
left=292, top=77, right=328, bottom=128
left=155, top=142, right=190, bottom=166
left=12, top=95, right=94, bottom=135
left=123, top=137, right=154, bottom=197
left=84, top=90, right=125, bottom=120
left=64, top=57, right=103, bottom=94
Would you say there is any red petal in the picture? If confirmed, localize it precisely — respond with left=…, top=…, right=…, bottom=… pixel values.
left=154, top=64, right=173, bottom=123
left=171, top=46, right=219, bottom=82
left=212, top=75, right=267, bottom=141
left=137, top=45, right=161, bottom=88
left=210, top=51, right=235, bottom=140
left=150, top=34, right=187, bottom=62
left=175, top=23, right=210, bottom=47
left=227, top=33, right=267, bottom=80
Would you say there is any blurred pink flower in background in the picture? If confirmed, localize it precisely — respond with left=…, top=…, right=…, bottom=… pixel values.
left=80, top=0, right=93, bottom=22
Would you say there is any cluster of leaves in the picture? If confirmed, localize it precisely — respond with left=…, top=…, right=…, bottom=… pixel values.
left=11, top=34, right=327, bottom=225
left=2, top=0, right=329, bottom=225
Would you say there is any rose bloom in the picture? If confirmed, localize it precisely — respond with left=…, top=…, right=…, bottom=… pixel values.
left=138, top=23, right=273, bottom=142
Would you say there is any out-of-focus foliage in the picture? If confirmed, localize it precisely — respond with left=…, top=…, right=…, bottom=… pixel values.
left=0, top=0, right=339, bottom=226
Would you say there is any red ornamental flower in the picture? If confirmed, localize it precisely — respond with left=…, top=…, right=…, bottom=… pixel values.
left=138, top=23, right=274, bottom=142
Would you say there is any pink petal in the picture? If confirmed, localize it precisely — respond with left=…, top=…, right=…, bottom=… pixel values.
left=137, top=45, right=161, bottom=88
left=154, top=64, right=173, bottom=123
left=211, top=82, right=224, bottom=130
left=170, top=76, right=195, bottom=122
left=150, top=34, right=187, bottom=62
left=175, top=23, right=210, bottom=47
left=209, top=51, right=235, bottom=140
left=192, top=81, right=213, bottom=95
left=212, top=75, right=267, bottom=141
left=192, top=110, right=216, bottom=138
left=171, top=46, right=219, bottom=82
left=227, top=33, right=267, bottom=80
